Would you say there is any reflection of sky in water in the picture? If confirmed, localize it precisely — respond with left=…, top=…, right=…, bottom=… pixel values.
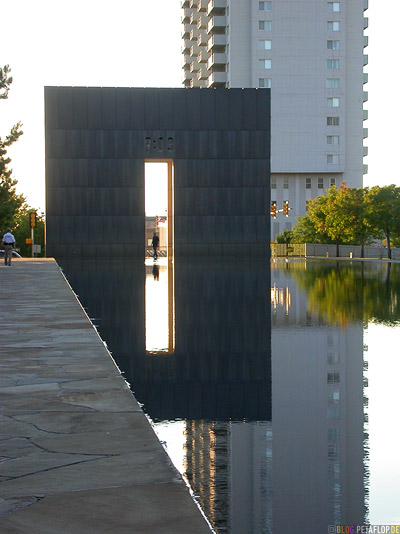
left=145, top=261, right=169, bottom=353
left=364, top=324, right=400, bottom=525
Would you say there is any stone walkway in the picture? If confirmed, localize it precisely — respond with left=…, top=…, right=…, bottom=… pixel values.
left=0, top=259, right=211, bottom=533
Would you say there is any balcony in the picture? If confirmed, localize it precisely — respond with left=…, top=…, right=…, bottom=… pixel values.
left=207, top=0, right=226, bottom=16
left=207, top=34, right=226, bottom=52
left=198, top=50, right=209, bottom=63
left=190, top=28, right=200, bottom=41
left=189, top=0, right=197, bottom=7
left=363, top=91, right=368, bottom=102
left=198, top=32, right=208, bottom=46
left=197, top=0, right=208, bottom=12
left=364, top=35, right=368, bottom=48
left=207, top=52, right=227, bottom=70
left=364, top=0, right=368, bottom=10
left=363, top=109, right=368, bottom=121
left=181, top=0, right=190, bottom=7
left=181, top=10, right=190, bottom=23
left=363, top=17, right=369, bottom=29
left=182, top=27, right=190, bottom=39
left=190, top=61, right=200, bottom=73
left=183, top=54, right=191, bottom=69
left=197, top=67, right=208, bottom=80
left=190, top=44, right=200, bottom=57
left=207, top=15, right=226, bottom=34
left=363, top=128, right=368, bottom=139
left=182, top=39, right=192, bottom=53
left=189, top=11, right=198, bottom=25
left=197, top=14, right=207, bottom=29
left=363, top=146, right=368, bottom=157
left=363, top=72, right=368, bottom=84
left=363, top=54, right=368, bottom=66
left=207, top=71, right=227, bottom=87
left=363, top=164, right=368, bottom=174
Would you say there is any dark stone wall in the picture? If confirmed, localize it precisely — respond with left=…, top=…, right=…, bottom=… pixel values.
left=45, top=87, right=270, bottom=258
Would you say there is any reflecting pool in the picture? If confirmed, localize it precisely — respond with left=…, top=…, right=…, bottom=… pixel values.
left=61, top=258, right=400, bottom=533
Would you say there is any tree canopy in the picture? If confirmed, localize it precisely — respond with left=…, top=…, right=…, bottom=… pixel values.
left=277, top=184, right=400, bottom=258
left=0, top=65, right=24, bottom=232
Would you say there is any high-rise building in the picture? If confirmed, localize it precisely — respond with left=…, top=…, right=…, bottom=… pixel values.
left=181, top=0, right=368, bottom=239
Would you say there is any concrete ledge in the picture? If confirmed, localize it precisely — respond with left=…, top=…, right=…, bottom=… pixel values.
left=0, top=259, right=210, bottom=533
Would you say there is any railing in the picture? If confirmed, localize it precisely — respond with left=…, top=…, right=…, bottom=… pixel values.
left=271, top=244, right=306, bottom=258
left=271, top=243, right=400, bottom=260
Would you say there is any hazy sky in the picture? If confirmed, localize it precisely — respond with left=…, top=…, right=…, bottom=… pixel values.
left=1, top=0, right=398, bottom=211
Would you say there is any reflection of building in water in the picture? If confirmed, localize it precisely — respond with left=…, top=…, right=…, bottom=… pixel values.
left=271, top=261, right=366, bottom=532
left=184, top=420, right=272, bottom=534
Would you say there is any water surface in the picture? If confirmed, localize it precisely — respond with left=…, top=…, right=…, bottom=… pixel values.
left=61, top=258, right=400, bottom=533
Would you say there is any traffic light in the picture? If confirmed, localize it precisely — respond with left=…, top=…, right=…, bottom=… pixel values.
left=283, top=200, right=290, bottom=216
left=30, top=211, right=37, bottom=229
left=270, top=201, right=277, bottom=217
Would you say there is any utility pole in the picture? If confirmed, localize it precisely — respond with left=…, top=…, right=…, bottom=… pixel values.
left=30, top=211, right=36, bottom=257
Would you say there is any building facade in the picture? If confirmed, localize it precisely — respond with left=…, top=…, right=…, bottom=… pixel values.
left=182, top=0, right=368, bottom=239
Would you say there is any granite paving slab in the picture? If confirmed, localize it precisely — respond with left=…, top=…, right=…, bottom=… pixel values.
left=0, top=259, right=211, bottom=533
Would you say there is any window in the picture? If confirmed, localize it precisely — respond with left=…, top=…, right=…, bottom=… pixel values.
left=283, top=177, right=289, bottom=189
left=328, top=21, right=340, bottom=31
left=327, top=59, right=339, bottom=69
left=271, top=179, right=276, bottom=189
left=327, top=135, right=339, bottom=145
left=258, top=39, right=272, bottom=50
left=326, top=78, right=340, bottom=89
left=327, top=116, right=340, bottom=126
left=259, top=20, right=272, bottom=30
left=259, top=1, right=271, bottom=10
left=259, top=78, right=271, bottom=88
left=327, top=97, right=340, bottom=107
left=327, top=40, right=340, bottom=50
left=327, top=154, right=339, bottom=164
left=328, top=352, right=340, bottom=365
left=327, top=2, right=340, bottom=12
left=306, top=177, right=311, bottom=189
left=318, top=177, right=324, bottom=189
left=328, top=428, right=339, bottom=439
left=327, top=372, right=340, bottom=384
left=259, top=59, right=272, bottom=69
left=330, top=177, right=336, bottom=186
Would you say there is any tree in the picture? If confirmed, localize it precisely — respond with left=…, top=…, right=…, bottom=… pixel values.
left=367, top=185, right=400, bottom=259
left=275, top=228, right=294, bottom=244
left=306, top=184, right=353, bottom=256
left=13, top=208, right=45, bottom=257
left=291, top=212, right=332, bottom=244
left=340, top=187, right=374, bottom=257
left=0, top=65, right=24, bottom=232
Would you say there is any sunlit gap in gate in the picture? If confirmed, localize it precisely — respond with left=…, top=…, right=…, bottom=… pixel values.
left=144, top=160, right=175, bottom=354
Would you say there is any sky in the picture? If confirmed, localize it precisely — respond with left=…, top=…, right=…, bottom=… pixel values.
left=1, top=0, right=399, bottom=211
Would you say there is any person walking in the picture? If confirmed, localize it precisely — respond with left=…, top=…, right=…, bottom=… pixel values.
left=2, top=228, right=16, bottom=266
left=152, top=232, right=159, bottom=260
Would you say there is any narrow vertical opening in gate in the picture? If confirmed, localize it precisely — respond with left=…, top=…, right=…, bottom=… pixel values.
left=145, top=162, right=168, bottom=257
left=144, top=160, right=175, bottom=354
